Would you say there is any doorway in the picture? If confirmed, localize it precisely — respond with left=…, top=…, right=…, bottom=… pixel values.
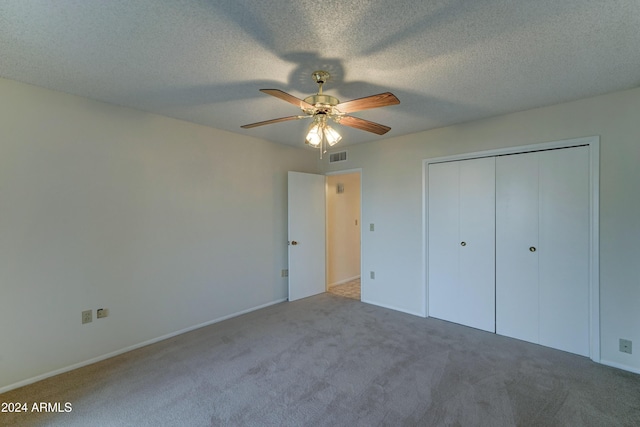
left=326, top=171, right=361, bottom=300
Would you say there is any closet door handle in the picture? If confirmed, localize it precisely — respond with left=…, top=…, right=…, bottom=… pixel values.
left=460, top=241, right=467, bottom=247
left=529, top=246, right=536, bottom=252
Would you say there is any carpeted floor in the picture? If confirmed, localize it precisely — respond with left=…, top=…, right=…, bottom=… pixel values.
left=2, top=293, right=639, bottom=426
left=328, top=278, right=361, bottom=300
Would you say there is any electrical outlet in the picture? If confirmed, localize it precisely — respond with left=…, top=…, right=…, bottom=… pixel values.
left=82, top=310, right=92, bottom=324
left=281, top=269, right=288, bottom=277
left=370, top=223, right=375, bottom=232
left=619, top=339, right=632, bottom=354
left=97, top=308, right=108, bottom=319
left=370, top=271, right=375, bottom=280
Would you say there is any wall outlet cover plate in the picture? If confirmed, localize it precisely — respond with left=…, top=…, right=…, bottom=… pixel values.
left=619, top=339, right=632, bottom=354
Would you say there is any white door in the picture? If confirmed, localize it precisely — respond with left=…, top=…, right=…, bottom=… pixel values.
left=288, top=171, right=326, bottom=301
left=496, top=152, right=540, bottom=343
left=428, top=157, right=495, bottom=332
left=428, top=162, right=459, bottom=323
left=538, top=147, right=590, bottom=355
left=496, top=147, right=590, bottom=356
left=458, top=157, right=496, bottom=331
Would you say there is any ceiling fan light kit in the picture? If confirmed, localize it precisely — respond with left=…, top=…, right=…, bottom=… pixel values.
left=305, top=113, right=342, bottom=153
left=241, top=70, right=399, bottom=158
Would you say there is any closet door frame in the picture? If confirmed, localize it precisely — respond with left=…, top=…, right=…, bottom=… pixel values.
left=422, top=136, right=600, bottom=362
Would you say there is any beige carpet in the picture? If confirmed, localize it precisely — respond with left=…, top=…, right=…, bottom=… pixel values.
left=2, top=293, right=639, bottom=426
left=327, top=278, right=360, bottom=300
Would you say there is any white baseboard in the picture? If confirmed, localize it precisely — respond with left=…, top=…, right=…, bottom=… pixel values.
left=327, top=275, right=361, bottom=288
left=599, top=358, right=640, bottom=375
left=0, top=298, right=287, bottom=394
left=361, top=298, right=425, bottom=318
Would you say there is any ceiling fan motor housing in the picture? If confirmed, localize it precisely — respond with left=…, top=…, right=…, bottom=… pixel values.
left=303, top=94, right=340, bottom=113
left=305, top=71, right=340, bottom=113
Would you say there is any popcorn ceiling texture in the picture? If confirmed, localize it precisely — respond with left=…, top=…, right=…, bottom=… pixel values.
left=1, top=0, right=639, bottom=147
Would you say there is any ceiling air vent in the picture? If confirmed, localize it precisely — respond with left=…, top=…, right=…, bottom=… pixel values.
left=329, top=151, right=347, bottom=163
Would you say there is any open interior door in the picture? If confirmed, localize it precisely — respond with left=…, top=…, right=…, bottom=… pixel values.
left=288, top=171, right=326, bottom=301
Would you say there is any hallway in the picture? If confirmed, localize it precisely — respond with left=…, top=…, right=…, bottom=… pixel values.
left=327, top=278, right=360, bottom=300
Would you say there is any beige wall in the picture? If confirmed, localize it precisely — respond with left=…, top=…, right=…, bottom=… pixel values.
left=0, top=78, right=320, bottom=391
left=326, top=172, right=361, bottom=286
left=325, top=86, right=640, bottom=374
left=2, top=74, right=639, bottom=390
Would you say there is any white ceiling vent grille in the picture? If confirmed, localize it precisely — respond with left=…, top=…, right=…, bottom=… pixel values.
left=329, top=151, right=347, bottom=163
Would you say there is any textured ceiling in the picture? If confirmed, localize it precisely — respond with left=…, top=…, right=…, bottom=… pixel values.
left=1, top=0, right=639, bottom=148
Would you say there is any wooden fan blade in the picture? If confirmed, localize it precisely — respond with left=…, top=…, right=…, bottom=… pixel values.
left=336, top=92, right=400, bottom=113
left=260, top=89, right=314, bottom=110
left=338, top=115, right=391, bottom=135
left=241, top=115, right=305, bottom=129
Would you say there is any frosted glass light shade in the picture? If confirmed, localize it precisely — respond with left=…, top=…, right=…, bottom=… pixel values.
left=324, top=126, right=342, bottom=146
left=305, top=123, right=322, bottom=146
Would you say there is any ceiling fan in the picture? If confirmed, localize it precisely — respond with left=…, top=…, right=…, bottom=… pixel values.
left=241, top=71, right=400, bottom=156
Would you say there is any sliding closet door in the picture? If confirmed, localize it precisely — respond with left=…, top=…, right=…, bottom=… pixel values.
left=538, top=146, right=590, bottom=355
left=496, top=147, right=590, bottom=356
left=428, top=157, right=495, bottom=332
left=495, top=152, right=539, bottom=343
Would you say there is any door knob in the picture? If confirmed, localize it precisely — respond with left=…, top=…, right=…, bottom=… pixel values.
left=291, top=241, right=298, bottom=246
left=529, top=246, right=536, bottom=252
left=460, top=242, right=466, bottom=246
